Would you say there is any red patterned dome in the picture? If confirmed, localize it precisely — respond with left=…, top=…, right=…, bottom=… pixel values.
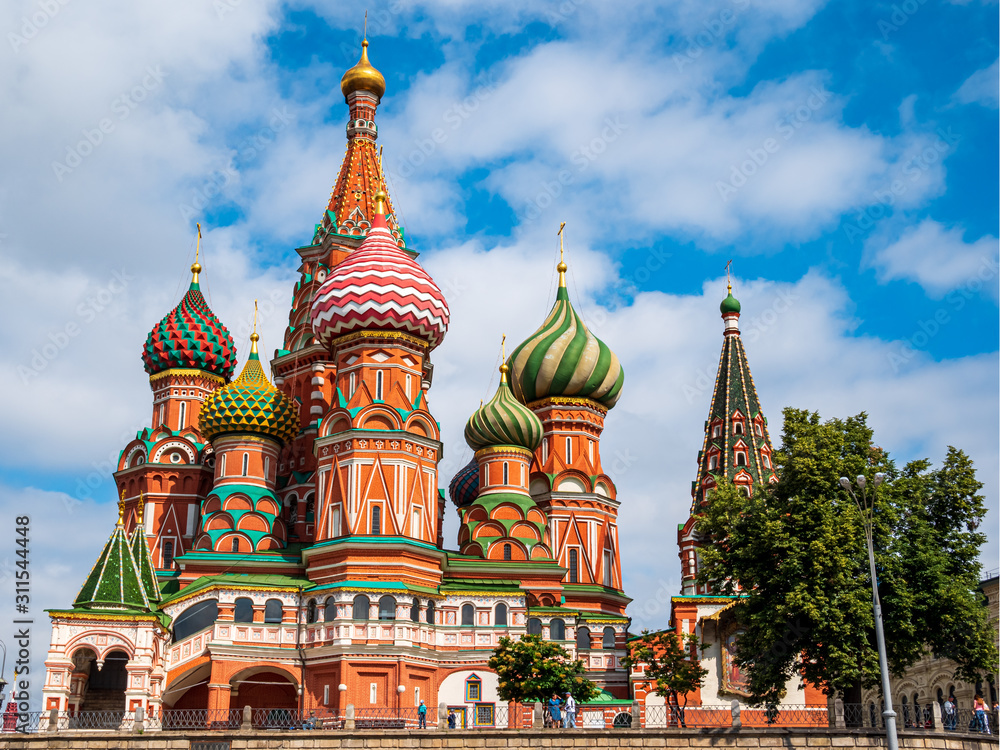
left=310, top=201, right=450, bottom=350
left=142, top=265, right=237, bottom=380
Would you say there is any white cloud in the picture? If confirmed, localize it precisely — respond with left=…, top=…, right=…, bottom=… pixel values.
left=865, top=219, right=999, bottom=300
left=954, top=58, right=999, bottom=108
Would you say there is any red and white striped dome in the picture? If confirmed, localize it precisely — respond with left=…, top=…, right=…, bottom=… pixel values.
left=310, top=212, right=450, bottom=349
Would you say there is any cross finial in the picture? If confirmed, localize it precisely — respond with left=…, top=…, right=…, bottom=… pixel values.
left=136, top=490, right=144, bottom=525
left=118, top=487, right=126, bottom=527
left=556, top=222, right=567, bottom=288
left=191, top=223, right=203, bottom=285
left=499, top=333, right=509, bottom=383
left=725, top=259, right=733, bottom=294
left=363, top=10, right=368, bottom=41
left=250, top=299, right=260, bottom=354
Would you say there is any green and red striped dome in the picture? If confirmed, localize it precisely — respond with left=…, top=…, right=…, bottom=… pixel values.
left=142, top=274, right=237, bottom=380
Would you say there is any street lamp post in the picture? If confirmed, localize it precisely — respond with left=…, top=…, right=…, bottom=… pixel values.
left=839, top=473, right=897, bottom=750
left=0, top=639, right=7, bottom=709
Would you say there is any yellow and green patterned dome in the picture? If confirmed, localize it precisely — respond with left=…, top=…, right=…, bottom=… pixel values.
left=508, top=261, right=624, bottom=409
left=198, top=334, right=299, bottom=444
left=465, top=363, right=544, bottom=452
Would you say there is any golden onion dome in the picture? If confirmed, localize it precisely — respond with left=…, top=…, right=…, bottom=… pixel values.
left=341, top=40, right=386, bottom=100
left=198, top=334, right=299, bottom=444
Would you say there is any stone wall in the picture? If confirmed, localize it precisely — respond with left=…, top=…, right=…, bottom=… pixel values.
left=0, top=728, right=998, bottom=750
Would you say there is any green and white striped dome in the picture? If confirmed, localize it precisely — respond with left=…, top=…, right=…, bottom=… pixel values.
left=465, top=364, right=544, bottom=452
left=508, top=272, right=624, bottom=409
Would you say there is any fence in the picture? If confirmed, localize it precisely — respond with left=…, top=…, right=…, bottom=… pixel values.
left=2, top=702, right=997, bottom=735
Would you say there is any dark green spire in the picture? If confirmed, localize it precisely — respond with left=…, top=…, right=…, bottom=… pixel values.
left=130, top=514, right=161, bottom=604
left=74, top=506, right=151, bottom=611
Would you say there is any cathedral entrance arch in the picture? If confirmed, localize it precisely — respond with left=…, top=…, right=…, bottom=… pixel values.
left=229, top=666, right=298, bottom=718
left=76, top=648, right=128, bottom=715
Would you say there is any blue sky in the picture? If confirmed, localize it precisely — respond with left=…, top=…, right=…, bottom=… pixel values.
left=0, top=0, right=997, bottom=690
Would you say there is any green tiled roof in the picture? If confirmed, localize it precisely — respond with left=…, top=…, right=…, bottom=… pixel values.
left=74, top=518, right=151, bottom=611
left=130, top=525, right=161, bottom=604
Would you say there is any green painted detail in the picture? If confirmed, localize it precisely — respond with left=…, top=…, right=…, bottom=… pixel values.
left=508, top=285, right=624, bottom=408
left=74, top=522, right=151, bottom=611
left=307, top=580, right=440, bottom=596
left=465, top=378, right=543, bottom=452
left=305, top=535, right=442, bottom=553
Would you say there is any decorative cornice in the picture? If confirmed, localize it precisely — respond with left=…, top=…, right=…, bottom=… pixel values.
left=473, top=445, right=534, bottom=460
left=330, top=329, right=429, bottom=350
left=149, top=368, right=226, bottom=385
left=527, top=396, right=608, bottom=416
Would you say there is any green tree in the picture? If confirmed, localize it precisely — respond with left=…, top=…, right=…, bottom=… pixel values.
left=489, top=634, right=599, bottom=704
left=696, top=408, right=997, bottom=704
left=623, top=630, right=708, bottom=706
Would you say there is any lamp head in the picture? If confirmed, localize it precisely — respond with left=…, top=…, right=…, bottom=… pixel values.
left=873, top=472, right=885, bottom=487
left=839, top=477, right=851, bottom=489
left=855, top=474, right=866, bottom=490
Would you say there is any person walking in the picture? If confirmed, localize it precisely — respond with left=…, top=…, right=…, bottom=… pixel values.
left=943, top=695, right=956, bottom=731
left=417, top=700, right=427, bottom=729
left=547, top=694, right=562, bottom=728
left=564, top=692, right=577, bottom=728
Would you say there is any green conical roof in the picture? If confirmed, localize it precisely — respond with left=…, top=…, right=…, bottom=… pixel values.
left=130, top=521, right=161, bottom=604
left=74, top=510, right=151, bottom=611
left=465, top=365, right=543, bottom=452
left=508, top=271, right=624, bottom=409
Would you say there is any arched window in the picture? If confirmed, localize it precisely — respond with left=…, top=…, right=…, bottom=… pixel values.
left=353, top=595, right=370, bottom=620
left=576, top=626, right=591, bottom=651
left=172, top=599, right=218, bottom=642
left=349, top=372, right=356, bottom=397
left=495, top=602, right=508, bottom=626
left=378, top=596, right=396, bottom=621
left=231, top=537, right=240, bottom=553
left=371, top=506, right=381, bottom=535
left=712, top=424, right=721, bottom=438
left=503, top=543, right=512, bottom=561
left=565, top=437, right=572, bottom=463
left=162, top=540, right=174, bottom=568
left=736, top=452, right=746, bottom=466
left=233, top=597, right=253, bottom=623
left=242, top=452, right=249, bottom=476
left=158, top=404, right=164, bottom=427
left=375, top=370, right=384, bottom=400
left=527, top=618, right=542, bottom=635
left=426, top=600, right=436, bottom=624
left=762, top=453, right=771, bottom=468
left=306, top=599, right=318, bottom=623
left=405, top=373, right=412, bottom=399
left=324, top=597, right=337, bottom=622
left=178, top=402, right=187, bottom=430
left=461, top=603, right=475, bottom=626
left=709, top=455, right=718, bottom=470
left=734, top=422, right=743, bottom=434
left=602, top=626, right=616, bottom=649
left=220, top=453, right=227, bottom=476
left=263, top=457, right=270, bottom=480
left=755, top=422, right=763, bottom=436
left=502, top=462, right=509, bottom=485
left=410, top=599, right=420, bottom=622
left=549, top=618, right=566, bottom=641
left=305, top=493, right=315, bottom=522
left=263, top=599, right=283, bottom=623
left=568, top=549, right=578, bottom=583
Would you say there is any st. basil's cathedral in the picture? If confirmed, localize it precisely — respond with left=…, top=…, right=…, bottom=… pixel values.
left=39, top=39, right=821, bottom=724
